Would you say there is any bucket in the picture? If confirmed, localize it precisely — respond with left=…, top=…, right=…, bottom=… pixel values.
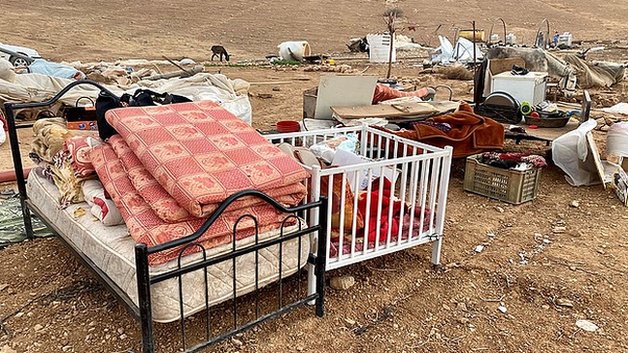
left=506, top=33, right=517, bottom=45
left=367, top=33, right=396, bottom=63
left=278, top=41, right=311, bottom=61
left=276, top=120, right=301, bottom=133
left=458, top=29, right=486, bottom=42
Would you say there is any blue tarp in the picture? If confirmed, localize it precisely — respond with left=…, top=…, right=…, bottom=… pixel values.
left=28, top=59, right=83, bottom=80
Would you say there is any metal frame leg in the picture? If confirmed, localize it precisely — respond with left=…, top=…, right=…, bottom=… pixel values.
left=135, top=244, right=155, bottom=353
left=4, top=104, right=34, bottom=239
left=431, top=236, right=443, bottom=266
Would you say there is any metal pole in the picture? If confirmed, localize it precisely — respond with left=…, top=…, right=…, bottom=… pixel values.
left=315, top=197, right=328, bottom=317
left=135, top=244, right=155, bottom=353
left=4, top=103, right=34, bottom=239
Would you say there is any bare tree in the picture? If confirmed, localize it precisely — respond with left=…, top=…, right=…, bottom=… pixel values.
left=383, top=8, right=404, bottom=79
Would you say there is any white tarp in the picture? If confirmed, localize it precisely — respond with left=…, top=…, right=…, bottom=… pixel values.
left=432, top=36, right=484, bottom=64
left=552, top=119, right=601, bottom=186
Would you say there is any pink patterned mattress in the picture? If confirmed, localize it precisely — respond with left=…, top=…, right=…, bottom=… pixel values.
left=91, top=101, right=308, bottom=265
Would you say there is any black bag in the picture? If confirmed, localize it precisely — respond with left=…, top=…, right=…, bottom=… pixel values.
left=95, top=89, right=192, bottom=140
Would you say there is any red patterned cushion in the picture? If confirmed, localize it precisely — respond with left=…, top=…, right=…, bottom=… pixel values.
left=105, top=101, right=307, bottom=217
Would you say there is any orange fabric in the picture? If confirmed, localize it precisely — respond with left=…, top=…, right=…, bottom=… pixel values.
left=391, top=102, right=504, bottom=158
left=372, top=84, right=430, bottom=104
left=320, top=173, right=364, bottom=232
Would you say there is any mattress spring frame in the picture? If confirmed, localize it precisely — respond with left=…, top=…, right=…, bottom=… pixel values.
left=4, top=80, right=330, bottom=353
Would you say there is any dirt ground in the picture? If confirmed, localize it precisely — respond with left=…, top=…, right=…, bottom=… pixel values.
left=1, top=1, right=628, bottom=353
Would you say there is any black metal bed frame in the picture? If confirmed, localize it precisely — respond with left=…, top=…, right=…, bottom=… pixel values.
left=4, top=80, right=329, bottom=352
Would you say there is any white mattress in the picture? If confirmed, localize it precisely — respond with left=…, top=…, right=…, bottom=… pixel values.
left=26, top=172, right=310, bottom=322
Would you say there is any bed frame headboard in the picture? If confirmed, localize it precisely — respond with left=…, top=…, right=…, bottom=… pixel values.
left=4, top=80, right=114, bottom=239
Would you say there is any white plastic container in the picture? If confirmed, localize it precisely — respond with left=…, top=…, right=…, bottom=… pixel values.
left=506, top=33, right=517, bottom=45
left=491, top=71, right=548, bottom=106
left=277, top=41, right=311, bottom=61
left=558, top=32, right=573, bottom=47
left=367, top=33, right=396, bottom=63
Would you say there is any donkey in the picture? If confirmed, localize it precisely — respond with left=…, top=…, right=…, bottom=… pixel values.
left=210, top=45, right=230, bottom=62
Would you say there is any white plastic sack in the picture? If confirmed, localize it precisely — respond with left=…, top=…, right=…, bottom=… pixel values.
left=278, top=41, right=311, bottom=61
left=607, top=122, right=628, bottom=157
left=0, top=121, right=5, bottom=146
left=552, top=119, right=600, bottom=186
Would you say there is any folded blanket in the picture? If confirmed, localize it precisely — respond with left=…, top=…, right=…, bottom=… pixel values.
left=387, top=102, right=504, bottom=158
left=105, top=101, right=307, bottom=219
left=91, top=144, right=297, bottom=265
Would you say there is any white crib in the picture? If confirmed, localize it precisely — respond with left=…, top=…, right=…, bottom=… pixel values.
left=265, top=125, right=452, bottom=292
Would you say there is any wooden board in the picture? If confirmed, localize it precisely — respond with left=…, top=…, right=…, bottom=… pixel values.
left=331, top=101, right=459, bottom=123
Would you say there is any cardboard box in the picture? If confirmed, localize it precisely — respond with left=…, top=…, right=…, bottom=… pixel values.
left=66, top=121, right=98, bottom=131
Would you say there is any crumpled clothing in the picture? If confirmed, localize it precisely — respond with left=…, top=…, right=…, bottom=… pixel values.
left=479, top=152, right=547, bottom=170
left=412, top=120, right=452, bottom=133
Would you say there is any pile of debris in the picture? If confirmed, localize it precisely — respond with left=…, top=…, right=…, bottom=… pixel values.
left=304, top=64, right=357, bottom=73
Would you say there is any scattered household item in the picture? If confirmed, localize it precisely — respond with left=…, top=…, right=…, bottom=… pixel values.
left=505, top=33, right=517, bottom=45
left=475, top=91, right=522, bottom=124
left=523, top=110, right=569, bottom=128
left=313, top=75, right=378, bottom=120
left=602, top=102, right=628, bottom=116
left=266, top=124, right=453, bottom=271
left=491, top=71, right=548, bottom=106
left=457, top=29, right=486, bottom=42
left=276, top=120, right=301, bottom=133
left=388, top=102, right=505, bottom=158
left=607, top=122, right=628, bottom=158
left=5, top=82, right=329, bottom=353
left=278, top=41, right=311, bottom=62
left=28, top=59, right=85, bottom=80
left=432, top=36, right=484, bottom=64
left=367, top=33, right=396, bottom=63
left=552, top=119, right=606, bottom=186
left=612, top=168, right=628, bottom=207
left=557, top=32, right=573, bottom=48
left=372, top=84, right=434, bottom=104
left=486, top=47, right=577, bottom=95
left=331, top=100, right=459, bottom=125
left=464, top=153, right=543, bottom=204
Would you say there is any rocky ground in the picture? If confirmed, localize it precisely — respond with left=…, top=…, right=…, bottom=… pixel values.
left=1, top=1, right=628, bottom=352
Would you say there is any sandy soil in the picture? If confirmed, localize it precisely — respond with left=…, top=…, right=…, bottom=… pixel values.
left=1, top=1, right=628, bottom=353
left=2, top=0, right=628, bottom=62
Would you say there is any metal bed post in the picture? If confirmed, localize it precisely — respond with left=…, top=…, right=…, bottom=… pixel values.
left=431, top=146, right=453, bottom=266
left=315, top=197, right=328, bottom=317
left=307, top=165, right=322, bottom=301
left=135, top=244, right=155, bottom=353
left=4, top=102, right=34, bottom=239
